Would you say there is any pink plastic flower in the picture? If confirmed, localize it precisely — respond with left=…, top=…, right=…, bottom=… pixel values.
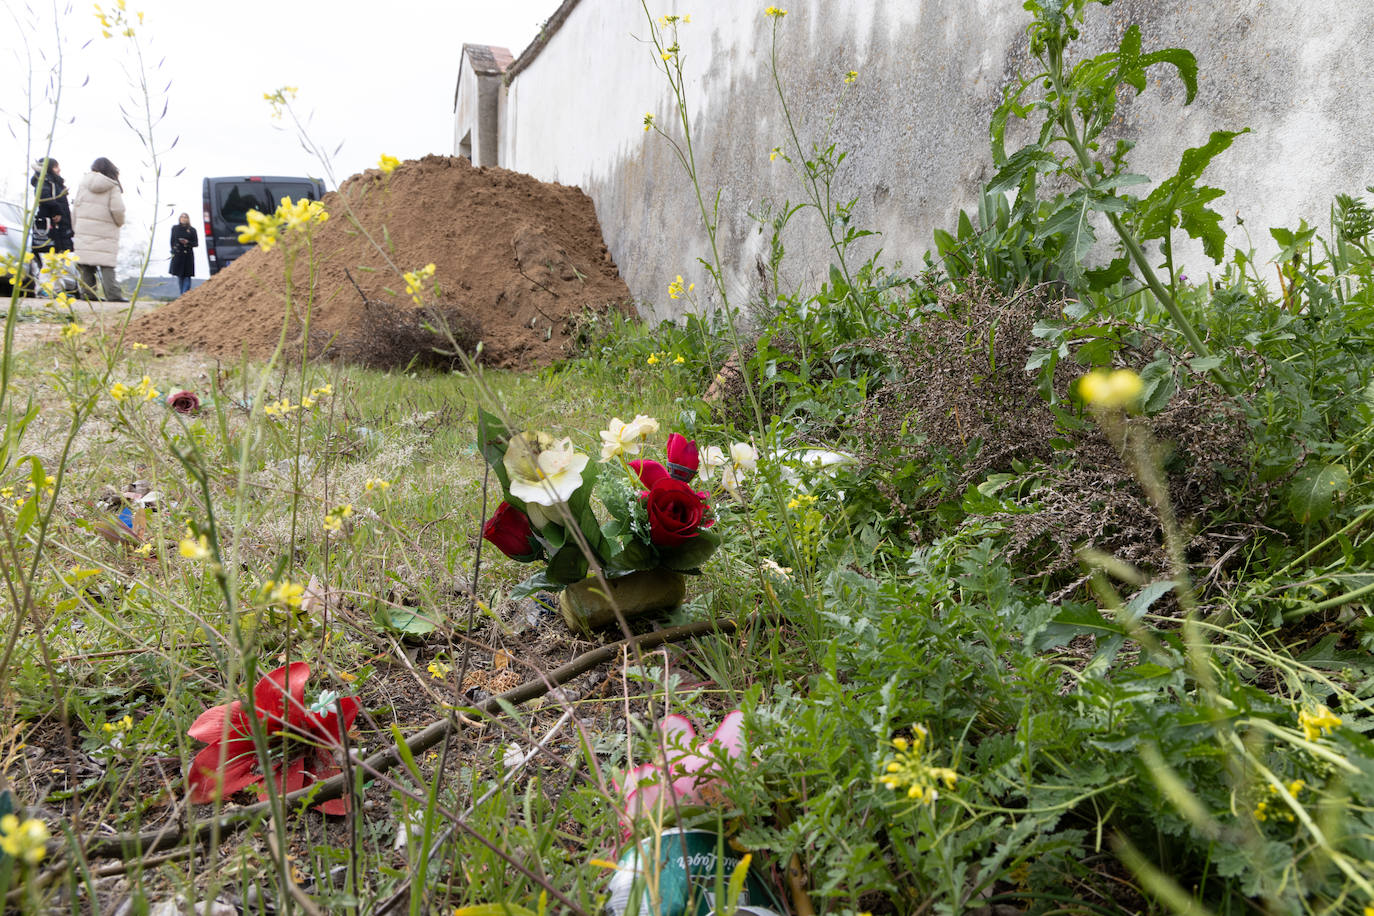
left=619, top=711, right=744, bottom=835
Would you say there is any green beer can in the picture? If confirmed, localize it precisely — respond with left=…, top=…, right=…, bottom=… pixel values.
left=604, top=829, right=783, bottom=916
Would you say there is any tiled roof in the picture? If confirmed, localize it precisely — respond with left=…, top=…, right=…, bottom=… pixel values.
left=463, top=43, right=514, bottom=76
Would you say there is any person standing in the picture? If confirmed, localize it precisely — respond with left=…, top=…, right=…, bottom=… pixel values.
left=169, top=212, right=197, bottom=295
left=29, top=158, right=74, bottom=270
left=71, top=157, right=125, bottom=301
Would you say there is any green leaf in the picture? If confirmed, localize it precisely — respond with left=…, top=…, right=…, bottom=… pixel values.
left=546, top=543, right=590, bottom=584
left=453, top=905, right=539, bottom=916
left=1084, top=256, right=1132, bottom=290
left=1287, top=463, right=1351, bottom=525
left=378, top=605, right=437, bottom=636
left=1138, top=356, right=1176, bottom=414
left=1027, top=602, right=1123, bottom=651
left=510, top=570, right=562, bottom=601
left=656, top=527, right=722, bottom=572
left=987, top=146, right=1058, bottom=196
left=1270, top=220, right=1317, bottom=262
left=1041, top=192, right=1099, bottom=284
left=1138, top=47, right=1198, bottom=104
left=1134, top=130, right=1247, bottom=263
left=477, top=409, right=513, bottom=495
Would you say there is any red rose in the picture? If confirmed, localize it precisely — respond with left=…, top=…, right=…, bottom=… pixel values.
left=665, top=434, right=699, bottom=482
left=630, top=459, right=669, bottom=493
left=483, top=502, right=543, bottom=561
left=645, top=477, right=708, bottom=547
left=167, top=389, right=200, bottom=414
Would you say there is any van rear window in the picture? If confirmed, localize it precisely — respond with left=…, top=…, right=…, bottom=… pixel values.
left=212, top=182, right=320, bottom=230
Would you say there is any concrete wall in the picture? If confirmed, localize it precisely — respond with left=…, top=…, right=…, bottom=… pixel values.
left=489, top=0, right=1374, bottom=321
left=454, top=48, right=505, bottom=167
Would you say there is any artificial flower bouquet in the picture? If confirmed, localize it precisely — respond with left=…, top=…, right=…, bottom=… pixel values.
left=477, top=409, right=721, bottom=627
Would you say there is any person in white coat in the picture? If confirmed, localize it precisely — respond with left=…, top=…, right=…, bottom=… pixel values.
left=71, top=157, right=125, bottom=301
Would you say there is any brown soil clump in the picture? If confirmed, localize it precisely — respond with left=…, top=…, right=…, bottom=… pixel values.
left=129, top=155, right=634, bottom=368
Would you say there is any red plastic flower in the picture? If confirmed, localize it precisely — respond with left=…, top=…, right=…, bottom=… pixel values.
left=619, top=711, right=744, bottom=836
left=645, top=477, right=708, bottom=546
left=629, top=459, right=670, bottom=494
left=186, top=662, right=360, bottom=814
left=482, top=501, right=544, bottom=562
left=665, top=433, right=699, bottom=482
left=166, top=390, right=200, bottom=414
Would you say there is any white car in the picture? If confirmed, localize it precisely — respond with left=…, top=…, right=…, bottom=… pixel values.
left=0, top=201, right=38, bottom=297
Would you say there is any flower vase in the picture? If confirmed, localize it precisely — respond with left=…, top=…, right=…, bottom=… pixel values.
left=559, top=568, right=686, bottom=634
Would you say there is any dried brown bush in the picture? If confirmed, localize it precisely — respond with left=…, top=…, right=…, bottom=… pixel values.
left=854, top=279, right=1265, bottom=577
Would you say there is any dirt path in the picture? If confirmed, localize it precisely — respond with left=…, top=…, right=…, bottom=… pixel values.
left=3, top=296, right=160, bottom=351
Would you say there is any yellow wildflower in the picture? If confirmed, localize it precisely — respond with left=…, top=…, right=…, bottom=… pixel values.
left=403, top=263, right=437, bottom=306
left=1298, top=705, right=1341, bottom=742
left=178, top=530, right=211, bottom=561
left=0, top=815, right=49, bottom=865
left=643, top=112, right=655, bottom=132
left=1078, top=368, right=1143, bottom=409
left=674, top=355, right=685, bottom=365
left=60, top=322, right=85, bottom=339
left=427, top=659, right=451, bottom=680
left=236, top=208, right=280, bottom=251
left=769, top=147, right=781, bottom=162
left=646, top=353, right=660, bottom=366
left=878, top=725, right=958, bottom=804
left=263, top=85, right=298, bottom=119
left=276, top=196, right=328, bottom=231
left=764, top=6, right=787, bottom=18
left=109, top=382, right=131, bottom=401
left=101, top=715, right=133, bottom=733
left=310, top=383, right=333, bottom=398
left=130, top=342, right=148, bottom=350
left=667, top=275, right=694, bottom=300
left=264, top=579, right=305, bottom=608
left=364, top=477, right=391, bottom=492
left=300, top=397, right=315, bottom=410
left=378, top=153, right=401, bottom=174
left=844, top=70, right=858, bottom=84
left=323, top=504, right=354, bottom=532
left=263, top=398, right=296, bottom=418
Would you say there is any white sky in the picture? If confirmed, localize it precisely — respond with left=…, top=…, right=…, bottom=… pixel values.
left=1, top=0, right=560, bottom=277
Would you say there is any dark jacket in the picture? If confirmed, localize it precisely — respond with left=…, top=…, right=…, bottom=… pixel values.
left=169, top=224, right=198, bottom=278
left=30, top=170, right=73, bottom=252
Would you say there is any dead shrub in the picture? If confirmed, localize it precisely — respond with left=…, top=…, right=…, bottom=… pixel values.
left=853, top=279, right=1266, bottom=578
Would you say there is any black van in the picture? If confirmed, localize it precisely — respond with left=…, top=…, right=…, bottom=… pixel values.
left=201, top=175, right=327, bottom=274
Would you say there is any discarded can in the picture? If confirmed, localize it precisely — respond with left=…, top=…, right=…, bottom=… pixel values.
left=604, top=829, right=783, bottom=916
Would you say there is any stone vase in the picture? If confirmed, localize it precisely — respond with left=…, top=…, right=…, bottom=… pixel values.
left=559, top=568, right=686, bottom=634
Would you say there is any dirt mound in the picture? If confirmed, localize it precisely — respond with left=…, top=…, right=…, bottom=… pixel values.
left=129, top=155, right=633, bottom=368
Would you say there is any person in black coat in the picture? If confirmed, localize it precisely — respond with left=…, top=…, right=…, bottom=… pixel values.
left=169, top=212, right=198, bottom=295
left=30, top=158, right=74, bottom=269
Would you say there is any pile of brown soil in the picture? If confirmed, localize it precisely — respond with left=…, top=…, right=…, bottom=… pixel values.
left=129, top=155, right=634, bottom=368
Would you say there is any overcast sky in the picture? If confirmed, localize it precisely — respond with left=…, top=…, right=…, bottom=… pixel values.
left=1, top=0, right=559, bottom=277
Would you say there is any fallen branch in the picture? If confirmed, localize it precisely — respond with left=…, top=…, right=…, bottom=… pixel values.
left=70, top=615, right=751, bottom=861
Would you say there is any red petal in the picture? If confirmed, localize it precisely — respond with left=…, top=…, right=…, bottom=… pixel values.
left=629, top=460, right=670, bottom=489
left=188, top=701, right=247, bottom=743
left=313, top=696, right=360, bottom=743
left=255, top=662, right=311, bottom=730
left=280, top=755, right=307, bottom=794
left=188, top=737, right=262, bottom=803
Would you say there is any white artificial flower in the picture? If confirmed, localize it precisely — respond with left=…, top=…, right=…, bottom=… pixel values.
left=598, top=414, right=660, bottom=460
left=729, top=441, right=759, bottom=471
left=505, top=433, right=589, bottom=506
left=699, top=445, right=727, bottom=481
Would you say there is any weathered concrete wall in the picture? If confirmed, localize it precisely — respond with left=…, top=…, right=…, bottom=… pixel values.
left=454, top=45, right=511, bottom=167
left=490, top=0, right=1374, bottom=320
